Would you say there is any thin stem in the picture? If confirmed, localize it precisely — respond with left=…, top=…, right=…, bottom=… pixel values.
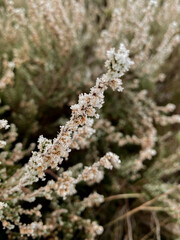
left=104, top=193, right=142, bottom=202
left=105, top=185, right=179, bottom=227
left=140, top=217, right=170, bottom=240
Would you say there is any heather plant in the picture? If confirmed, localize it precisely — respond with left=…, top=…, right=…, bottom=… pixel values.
left=0, top=0, right=180, bottom=239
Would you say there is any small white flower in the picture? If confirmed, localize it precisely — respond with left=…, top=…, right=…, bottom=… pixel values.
left=0, top=202, right=7, bottom=210
left=37, top=135, right=52, bottom=153
left=0, top=120, right=10, bottom=130
left=105, top=44, right=134, bottom=80
left=0, top=140, right=6, bottom=148
left=149, top=0, right=158, bottom=7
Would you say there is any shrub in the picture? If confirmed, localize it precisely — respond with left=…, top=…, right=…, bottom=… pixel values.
left=0, top=0, right=180, bottom=239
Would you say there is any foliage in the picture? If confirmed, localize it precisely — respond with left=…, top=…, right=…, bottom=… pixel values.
left=0, top=0, right=180, bottom=239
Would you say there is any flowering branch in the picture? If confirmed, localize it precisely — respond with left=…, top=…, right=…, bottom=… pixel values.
left=5, top=44, right=133, bottom=194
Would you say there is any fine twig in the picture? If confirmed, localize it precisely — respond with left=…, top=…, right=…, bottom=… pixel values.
left=104, top=193, right=142, bottom=202
left=104, top=185, right=179, bottom=227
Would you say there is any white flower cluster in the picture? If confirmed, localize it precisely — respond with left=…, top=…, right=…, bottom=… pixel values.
left=84, top=220, right=104, bottom=239
left=81, top=152, right=120, bottom=185
left=105, top=44, right=134, bottom=78
left=37, top=135, right=52, bottom=153
left=43, top=153, right=120, bottom=200
left=0, top=202, right=7, bottom=222
left=0, top=140, right=6, bottom=149
left=149, top=0, right=158, bottom=7
left=82, top=165, right=104, bottom=185
left=0, top=119, right=9, bottom=130
left=100, top=152, right=121, bottom=169
left=81, top=192, right=104, bottom=208
left=0, top=120, right=10, bottom=149
left=54, top=171, right=77, bottom=200
left=70, top=122, right=95, bottom=150
left=0, top=202, right=7, bottom=210
left=104, top=44, right=133, bottom=92
left=19, top=221, right=53, bottom=237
